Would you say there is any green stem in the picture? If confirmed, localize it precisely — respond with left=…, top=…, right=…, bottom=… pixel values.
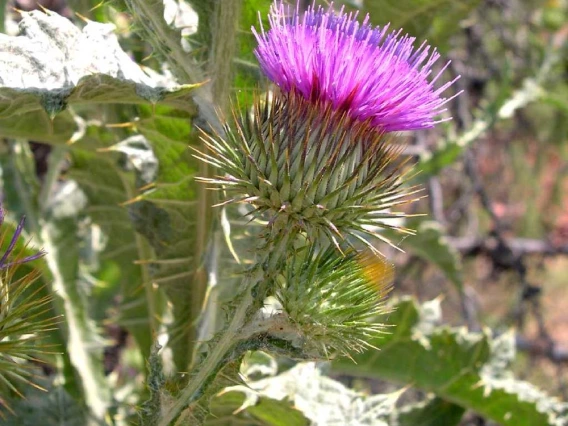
left=158, top=285, right=255, bottom=426
left=159, top=227, right=293, bottom=424
left=38, top=145, right=67, bottom=213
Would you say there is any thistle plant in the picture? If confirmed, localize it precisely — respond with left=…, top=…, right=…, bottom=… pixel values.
left=160, top=2, right=458, bottom=424
left=0, top=206, right=54, bottom=415
left=1, top=0, right=564, bottom=425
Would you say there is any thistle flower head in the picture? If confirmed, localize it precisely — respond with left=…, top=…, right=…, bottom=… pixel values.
left=197, top=92, right=419, bottom=254
left=253, top=1, right=458, bottom=132
left=197, top=2, right=460, bottom=258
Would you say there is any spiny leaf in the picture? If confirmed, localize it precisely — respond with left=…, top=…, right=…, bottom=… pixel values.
left=333, top=297, right=568, bottom=426
left=226, top=362, right=401, bottom=426
left=0, top=9, right=198, bottom=144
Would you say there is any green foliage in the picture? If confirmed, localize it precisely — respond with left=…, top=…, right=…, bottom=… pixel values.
left=334, top=298, right=568, bottom=426
left=2, top=141, right=113, bottom=422
left=133, top=106, right=203, bottom=371
left=0, top=10, right=197, bottom=144
left=68, top=139, right=153, bottom=358
left=399, top=220, right=463, bottom=290
left=1, top=3, right=205, bottom=416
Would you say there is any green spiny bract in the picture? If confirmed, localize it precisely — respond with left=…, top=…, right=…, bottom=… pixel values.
left=196, top=90, right=419, bottom=254
left=0, top=213, right=55, bottom=415
left=274, top=246, right=394, bottom=358
left=0, top=269, right=54, bottom=409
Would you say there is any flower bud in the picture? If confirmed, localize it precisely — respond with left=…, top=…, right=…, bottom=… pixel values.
left=198, top=90, right=417, bottom=253
left=275, top=247, right=394, bottom=356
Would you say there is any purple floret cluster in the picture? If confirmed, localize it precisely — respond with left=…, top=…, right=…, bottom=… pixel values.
left=253, top=1, right=458, bottom=132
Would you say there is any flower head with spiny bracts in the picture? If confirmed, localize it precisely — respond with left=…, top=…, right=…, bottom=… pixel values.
left=197, top=1, right=458, bottom=254
left=253, top=1, right=459, bottom=132
left=197, top=91, right=420, bottom=255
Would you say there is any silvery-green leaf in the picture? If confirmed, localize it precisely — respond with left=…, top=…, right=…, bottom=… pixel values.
left=237, top=362, right=403, bottom=426
left=0, top=10, right=198, bottom=143
left=334, top=297, right=568, bottom=426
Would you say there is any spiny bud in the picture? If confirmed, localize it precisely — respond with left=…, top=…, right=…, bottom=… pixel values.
left=274, top=247, right=394, bottom=357
left=198, top=90, right=418, bottom=253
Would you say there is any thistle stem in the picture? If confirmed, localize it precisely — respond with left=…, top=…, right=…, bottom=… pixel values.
left=157, top=285, right=255, bottom=426
left=158, top=228, right=293, bottom=425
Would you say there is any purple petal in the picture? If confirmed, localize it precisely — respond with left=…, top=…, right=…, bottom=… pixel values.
left=253, top=1, right=459, bottom=132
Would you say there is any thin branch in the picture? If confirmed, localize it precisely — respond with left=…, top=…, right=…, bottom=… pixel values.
left=447, top=236, right=568, bottom=257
